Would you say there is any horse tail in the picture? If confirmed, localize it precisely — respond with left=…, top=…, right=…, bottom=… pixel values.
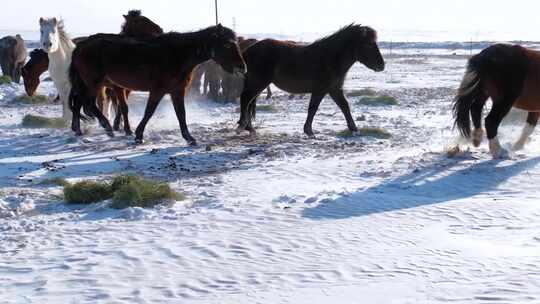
left=453, top=54, right=485, bottom=138
left=68, top=62, right=93, bottom=121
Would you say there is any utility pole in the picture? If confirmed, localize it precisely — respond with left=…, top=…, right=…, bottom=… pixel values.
left=214, top=0, right=219, bottom=25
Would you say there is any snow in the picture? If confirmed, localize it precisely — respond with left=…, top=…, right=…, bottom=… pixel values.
left=1, top=47, right=540, bottom=303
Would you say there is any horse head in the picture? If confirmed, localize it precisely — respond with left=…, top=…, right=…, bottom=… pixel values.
left=208, top=24, right=246, bottom=76
left=39, top=17, right=61, bottom=53
left=354, top=26, right=385, bottom=72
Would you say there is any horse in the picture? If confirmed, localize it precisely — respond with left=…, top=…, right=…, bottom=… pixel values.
left=21, top=37, right=86, bottom=97
left=104, top=9, right=165, bottom=135
left=39, top=17, right=76, bottom=121
left=452, top=44, right=540, bottom=158
left=0, top=34, right=27, bottom=83
left=220, top=37, right=272, bottom=103
left=237, top=24, right=385, bottom=136
left=69, top=24, right=246, bottom=145
left=21, top=49, right=49, bottom=96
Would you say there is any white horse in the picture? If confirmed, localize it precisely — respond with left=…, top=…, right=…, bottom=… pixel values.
left=39, top=17, right=76, bottom=121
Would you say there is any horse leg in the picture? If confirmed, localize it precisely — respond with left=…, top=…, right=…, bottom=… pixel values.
left=60, top=84, right=73, bottom=121
left=303, top=92, right=327, bottom=138
left=329, top=89, right=358, bottom=132
left=513, top=112, right=539, bottom=151
left=96, top=88, right=109, bottom=119
left=485, top=98, right=514, bottom=158
left=238, top=84, right=267, bottom=135
left=88, top=94, right=114, bottom=137
left=470, top=93, right=488, bottom=147
left=71, top=93, right=84, bottom=136
left=266, top=87, right=272, bottom=99
left=115, top=88, right=132, bottom=136
left=134, top=90, right=166, bottom=144
left=112, top=93, right=121, bottom=131
left=170, top=89, right=196, bottom=145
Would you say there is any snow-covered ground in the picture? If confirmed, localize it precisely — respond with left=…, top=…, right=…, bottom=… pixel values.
left=1, top=49, right=540, bottom=303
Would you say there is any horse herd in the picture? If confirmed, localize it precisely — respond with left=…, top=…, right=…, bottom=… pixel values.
left=1, top=10, right=540, bottom=158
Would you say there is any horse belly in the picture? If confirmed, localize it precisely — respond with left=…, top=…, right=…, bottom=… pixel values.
left=514, top=75, right=540, bottom=112
left=106, top=70, right=152, bottom=92
left=514, top=96, right=540, bottom=112
left=273, top=73, right=313, bottom=94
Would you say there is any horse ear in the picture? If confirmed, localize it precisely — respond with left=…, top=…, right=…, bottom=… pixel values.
left=123, top=15, right=128, bottom=19
left=52, top=17, right=58, bottom=25
left=39, top=17, right=44, bottom=25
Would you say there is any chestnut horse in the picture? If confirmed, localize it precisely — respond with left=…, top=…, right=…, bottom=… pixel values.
left=237, top=24, right=385, bottom=136
left=69, top=24, right=246, bottom=145
left=453, top=44, right=540, bottom=158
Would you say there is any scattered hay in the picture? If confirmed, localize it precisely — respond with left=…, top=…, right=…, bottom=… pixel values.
left=336, top=127, right=392, bottom=139
left=356, top=95, right=399, bottom=106
left=110, top=175, right=184, bottom=209
left=346, top=88, right=377, bottom=97
left=21, top=114, right=68, bottom=129
left=61, top=175, right=184, bottom=209
left=64, top=180, right=113, bottom=204
left=0, top=75, right=12, bottom=85
left=12, top=94, right=48, bottom=104
left=38, top=177, right=70, bottom=187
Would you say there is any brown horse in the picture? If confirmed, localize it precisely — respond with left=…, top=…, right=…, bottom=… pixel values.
left=21, top=49, right=49, bottom=96
left=106, top=10, right=165, bottom=134
left=69, top=24, right=246, bottom=145
left=21, top=37, right=86, bottom=97
left=0, top=35, right=27, bottom=83
left=237, top=24, right=385, bottom=136
left=453, top=44, right=540, bottom=158
left=220, top=37, right=272, bottom=103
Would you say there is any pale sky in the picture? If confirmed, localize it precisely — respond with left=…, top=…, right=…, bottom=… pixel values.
left=2, top=0, right=540, bottom=42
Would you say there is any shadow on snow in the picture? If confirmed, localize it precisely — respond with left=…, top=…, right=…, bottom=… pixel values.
left=302, top=155, right=540, bottom=220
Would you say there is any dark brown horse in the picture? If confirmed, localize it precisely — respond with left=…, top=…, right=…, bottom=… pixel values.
left=237, top=24, right=385, bottom=136
left=69, top=24, right=246, bottom=145
left=453, top=44, right=540, bottom=158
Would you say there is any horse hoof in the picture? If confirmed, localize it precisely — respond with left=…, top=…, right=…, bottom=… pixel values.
left=134, top=138, right=143, bottom=145
left=106, top=131, right=115, bottom=138
left=446, top=146, right=461, bottom=158
left=125, top=130, right=133, bottom=137
left=188, top=140, right=197, bottom=146
left=235, top=126, right=244, bottom=135
left=491, top=148, right=510, bottom=159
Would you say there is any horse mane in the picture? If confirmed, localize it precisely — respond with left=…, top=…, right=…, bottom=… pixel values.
left=156, top=25, right=236, bottom=47
left=56, top=20, right=76, bottom=50
left=310, top=24, right=377, bottom=48
left=29, top=48, right=47, bottom=59
left=127, top=10, right=141, bottom=17
left=121, top=10, right=164, bottom=37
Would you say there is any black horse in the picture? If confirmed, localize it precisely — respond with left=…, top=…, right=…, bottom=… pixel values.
left=69, top=24, right=246, bottom=145
left=237, top=24, right=385, bottom=136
